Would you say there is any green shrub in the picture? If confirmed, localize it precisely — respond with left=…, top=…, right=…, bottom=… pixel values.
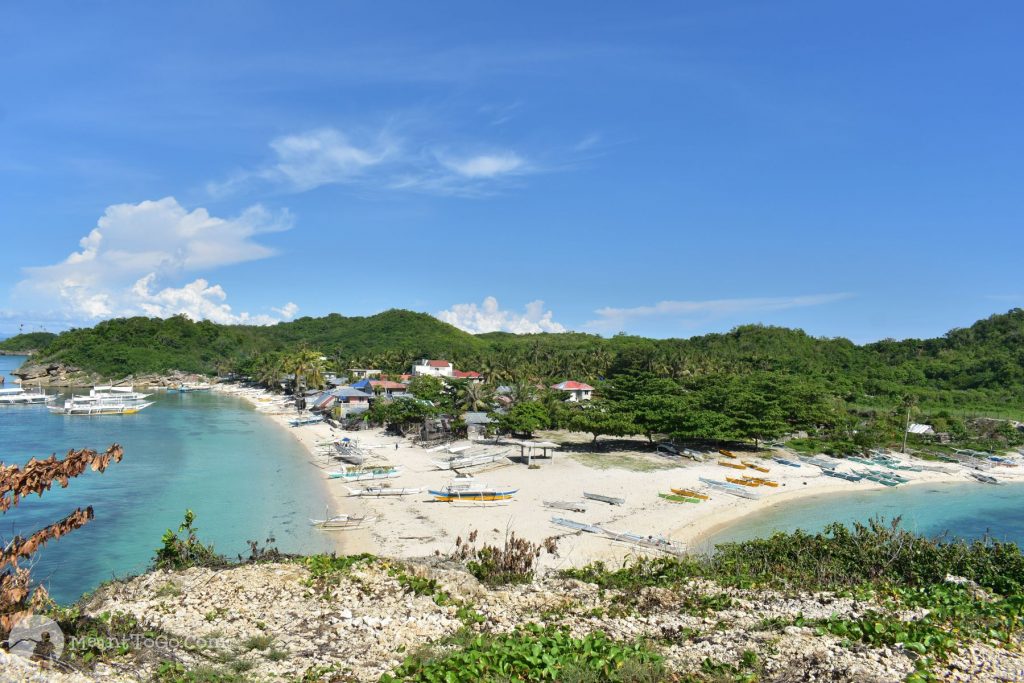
left=153, top=510, right=226, bottom=571
left=380, top=624, right=665, bottom=682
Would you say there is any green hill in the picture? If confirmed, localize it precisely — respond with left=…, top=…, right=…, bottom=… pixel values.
left=0, top=331, right=58, bottom=353
left=17, top=307, right=1024, bottom=415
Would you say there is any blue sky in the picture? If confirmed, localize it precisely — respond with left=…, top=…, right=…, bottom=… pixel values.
left=1, top=2, right=1022, bottom=342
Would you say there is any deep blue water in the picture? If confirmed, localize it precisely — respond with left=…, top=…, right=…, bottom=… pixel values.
left=704, top=480, right=1024, bottom=550
left=0, top=356, right=337, bottom=603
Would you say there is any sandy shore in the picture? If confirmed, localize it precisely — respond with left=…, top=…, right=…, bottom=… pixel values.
left=213, top=384, right=1024, bottom=570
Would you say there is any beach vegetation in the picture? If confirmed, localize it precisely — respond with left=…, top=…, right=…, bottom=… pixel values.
left=380, top=624, right=666, bottom=683
left=494, top=400, right=551, bottom=437
left=448, top=530, right=558, bottom=586
left=0, top=330, right=57, bottom=353
left=153, top=509, right=227, bottom=571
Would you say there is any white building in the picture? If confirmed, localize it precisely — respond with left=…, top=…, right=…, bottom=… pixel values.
left=551, top=380, right=595, bottom=402
left=412, top=359, right=454, bottom=378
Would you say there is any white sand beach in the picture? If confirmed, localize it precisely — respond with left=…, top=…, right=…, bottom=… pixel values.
left=214, top=384, right=1024, bottom=569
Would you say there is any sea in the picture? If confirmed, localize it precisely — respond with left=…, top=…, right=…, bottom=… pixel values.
left=704, top=479, right=1024, bottom=550
left=0, top=355, right=337, bottom=603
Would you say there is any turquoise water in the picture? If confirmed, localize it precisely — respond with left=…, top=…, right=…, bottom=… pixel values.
left=0, top=356, right=338, bottom=603
left=704, top=480, right=1024, bottom=551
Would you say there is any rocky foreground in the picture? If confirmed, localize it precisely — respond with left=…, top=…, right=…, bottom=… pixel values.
left=10, top=557, right=1023, bottom=682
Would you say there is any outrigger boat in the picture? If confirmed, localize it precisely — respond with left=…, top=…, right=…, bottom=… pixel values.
left=49, top=385, right=154, bottom=415
left=670, top=487, right=709, bottom=500
left=550, top=517, right=686, bottom=556
left=429, top=480, right=518, bottom=503
left=743, top=476, right=779, bottom=487
left=969, top=472, right=1000, bottom=485
left=719, top=460, right=747, bottom=470
left=726, top=477, right=761, bottom=487
left=718, top=449, right=737, bottom=459
left=583, top=492, right=625, bottom=506
left=0, top=385, right=57, bottom=405
left=327, top=466, right=402, bottom=481
left=658, top=492, right=701, bottom=503
left=822, top=469, right=863, bottom=482
left=699, top=477, right=761, bottom=500
left=543, top=500, right=589, bottom=512
left=741, top=461, right=771, bottom=473
left=170, top=382, right=213, bottom=393
left=289, top=414, right=323, bottom=427
left=309, top=512, right=377, bottom=530
left=772, top=456, right=802, bottom=468
left=344, top=486, right=421, bottom=497
left=430, top=449, right=510, bottom=471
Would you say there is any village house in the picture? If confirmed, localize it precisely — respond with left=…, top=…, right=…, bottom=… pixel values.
left=412, top=359, right=454, bottom=378
left=452, top=369, right=483, bottom=382
left=551, top=380, right=595, bottom=402
left=348, top=368, right=382, bottom=380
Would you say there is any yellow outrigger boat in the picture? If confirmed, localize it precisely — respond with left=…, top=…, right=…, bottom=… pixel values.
left=744, top=476, right=779, bottom=487
left=671, top=488, right=709, bottom=500
left=742, top=461, right=770, bottom=473
left=726, top=477, right=761, bottom=487
left=719, top=460, right=747, bottom=470
left=718, top=448, right=737, bottom=458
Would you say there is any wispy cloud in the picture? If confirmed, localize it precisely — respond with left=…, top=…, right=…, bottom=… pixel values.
left=436, top=296, right=565, bottom=334
left=16, top=197, right=298, bottom=326
left=440, top=152, right=526, bottom=178
left=208, top=126, right=537, bottom=198
left=586, top=293, right=853, bottom=332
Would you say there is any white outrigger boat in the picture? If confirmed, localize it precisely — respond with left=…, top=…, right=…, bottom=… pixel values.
left=327, top=466, right=402, bottom=481
left=48, top=386, right=153, bottom=415
left=699, top=477, right=762, bottom=500
left=309, top=512, right=377, bottom=530
left=0, top=385, right=57, bottom=405
left=289, top=413, right=323, bottom=427
left=430, top=448, right=510, bottom=471
left=49, top=399, right=154, bottom=415
left=344, top=486, right=421, bottom=497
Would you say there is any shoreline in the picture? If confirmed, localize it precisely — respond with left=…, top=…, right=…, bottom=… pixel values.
left=213, top=383, right=1024, bottom=569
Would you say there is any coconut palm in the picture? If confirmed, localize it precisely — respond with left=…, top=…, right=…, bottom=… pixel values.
left=284, top=348, right=327, bottom=393
left=458, top=381, right=494, bottom=412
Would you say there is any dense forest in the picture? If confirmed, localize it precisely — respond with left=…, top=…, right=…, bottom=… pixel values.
left=14, top=308, right=1024, bottom=411
left=0, top=330, right=57, bottom=353
left=10, top=308, right=1024, bottom=452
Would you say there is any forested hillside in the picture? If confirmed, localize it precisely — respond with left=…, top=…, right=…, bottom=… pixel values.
left=17, top=308, right=1024, bottom=415
left=0, top=331, right=58, bottom=353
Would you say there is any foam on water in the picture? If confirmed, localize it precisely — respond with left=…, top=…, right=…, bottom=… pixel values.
left=0, top=356, right=338, bottom=603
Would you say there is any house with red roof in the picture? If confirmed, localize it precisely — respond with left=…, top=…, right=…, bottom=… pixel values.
left=551, top=380, right=595, bottom=402
left=452, top=369, right=483, bottom=382
left=412, top=359, right=454, bottom=378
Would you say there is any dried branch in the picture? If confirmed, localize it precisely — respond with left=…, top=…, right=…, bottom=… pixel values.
left=0, top=445, right=123, bottom=512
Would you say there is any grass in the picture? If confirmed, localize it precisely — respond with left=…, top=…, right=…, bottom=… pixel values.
left=569, top=452, right=679, bottom=472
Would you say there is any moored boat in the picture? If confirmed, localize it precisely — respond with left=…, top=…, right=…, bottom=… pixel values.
left=0, top=385, right=57, bottom=405
left=719, top=460, right=747, bottom=470
left=670, top=487, right=709, bottom=500
left=344, top=486, right=421, bottom=497
left=658, top=492, right=701, bottom=503
left=327, top=466, right=402, bottom=481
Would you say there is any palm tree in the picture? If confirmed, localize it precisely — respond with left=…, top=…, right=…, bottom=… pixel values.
left=284, top=348, right=327, bottom=393
left=459, top=382, right=494, bottom=412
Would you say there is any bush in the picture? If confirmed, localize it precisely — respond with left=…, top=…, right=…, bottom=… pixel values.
left=153, top=510, right=227, bottom=570
left=449, top=530, right=557, bottom=585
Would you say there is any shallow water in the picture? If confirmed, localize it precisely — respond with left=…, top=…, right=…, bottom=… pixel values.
left=704, top=479, right=1024, bottom=550
left=0, top=356, right=338, bottom=603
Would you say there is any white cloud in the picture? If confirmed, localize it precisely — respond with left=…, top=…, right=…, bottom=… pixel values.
left=17, top=197, right=298, bottom=326
left=436, top=296, right=565, bottom=334
left=587, top=293, right=853, bottom=331
left=208, top=126, right=535, bottom=197
left=440, top=152, right=526, bottom=178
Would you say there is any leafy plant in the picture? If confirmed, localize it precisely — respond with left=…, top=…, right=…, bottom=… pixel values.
left=380, top=624, right=665, bottom=682
left=153, top=510, right=226, bottom=570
